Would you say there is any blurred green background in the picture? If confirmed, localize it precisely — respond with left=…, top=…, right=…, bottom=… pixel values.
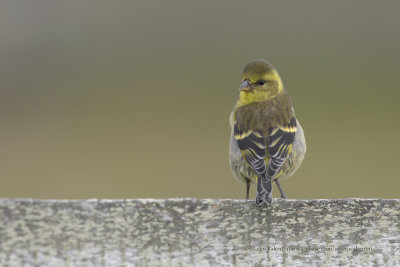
left=1, top=1, right=399, bottom=199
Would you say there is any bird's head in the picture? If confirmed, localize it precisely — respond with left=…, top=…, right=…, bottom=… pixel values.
left=237, top=58, right=284, bottom=106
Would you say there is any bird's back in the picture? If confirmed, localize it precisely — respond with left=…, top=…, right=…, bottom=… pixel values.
left=229, top=106, right=306, bottom=184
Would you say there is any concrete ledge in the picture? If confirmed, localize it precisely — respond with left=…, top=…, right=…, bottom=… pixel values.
left=0, top=198, right=399, bottom=266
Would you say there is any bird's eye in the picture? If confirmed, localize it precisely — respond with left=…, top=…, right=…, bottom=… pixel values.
left=256, top=79, right=267, bottom=85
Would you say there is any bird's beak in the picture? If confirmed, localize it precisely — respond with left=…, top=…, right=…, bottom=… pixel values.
left=239, top=80, right=252, bottom=92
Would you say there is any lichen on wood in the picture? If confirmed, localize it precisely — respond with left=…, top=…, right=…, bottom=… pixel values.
left=0, top=198, right=399, bottom=266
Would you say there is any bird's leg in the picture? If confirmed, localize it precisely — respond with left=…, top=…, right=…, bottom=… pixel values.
left=275, top=179, right=288, bottom=199
left=245, top=178, right=250, bottom=200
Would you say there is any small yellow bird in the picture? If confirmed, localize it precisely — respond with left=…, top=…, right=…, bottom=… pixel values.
left=229, top=58, right=306, bottom=205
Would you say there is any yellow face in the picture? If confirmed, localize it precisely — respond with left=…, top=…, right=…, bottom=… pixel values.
left=237, top=59, right=283, bottom=107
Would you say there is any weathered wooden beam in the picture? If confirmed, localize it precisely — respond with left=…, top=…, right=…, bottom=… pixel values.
left=0, top=198, right=399, bottom=266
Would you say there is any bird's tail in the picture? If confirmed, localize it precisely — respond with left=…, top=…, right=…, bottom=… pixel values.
left=255, top=176, right=272, bottom=205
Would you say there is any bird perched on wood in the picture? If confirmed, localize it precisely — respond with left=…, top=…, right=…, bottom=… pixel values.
left=229, top=58, right=306, bottom=205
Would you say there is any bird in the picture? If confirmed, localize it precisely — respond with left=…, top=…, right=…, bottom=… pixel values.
left=229, top=58, right=306, bottom=205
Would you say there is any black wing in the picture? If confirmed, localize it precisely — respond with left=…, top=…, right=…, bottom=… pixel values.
left=267, top=117, right=297, bottom=179
left=234, top=121, right=274, bottom=205
left=233, top=123, right=267, bottom=178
